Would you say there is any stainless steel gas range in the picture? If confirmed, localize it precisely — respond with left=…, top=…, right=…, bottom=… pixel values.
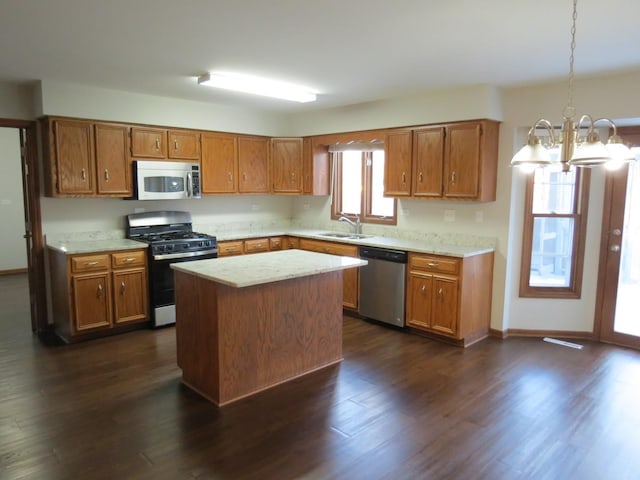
left=126, top=211, right=218, bottom=327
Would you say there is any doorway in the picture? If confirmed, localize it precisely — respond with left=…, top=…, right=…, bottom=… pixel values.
left=0, top=119, right=46, bottom=333
left=596, top=128, right=640, bottom=349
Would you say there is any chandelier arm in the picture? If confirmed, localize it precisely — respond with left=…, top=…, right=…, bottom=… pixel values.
left=528, top=118, right=557, bottom=145
left=592, top=117, right=619, bottom=136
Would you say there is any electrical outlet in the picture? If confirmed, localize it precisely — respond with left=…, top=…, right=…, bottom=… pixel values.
left=475, top=211, right=484, bottom=223
left=444, top=210, right=456, bottom=222
left=303, top=202, right=310, bottom=211
left=251, top=203, right=260, bottom=211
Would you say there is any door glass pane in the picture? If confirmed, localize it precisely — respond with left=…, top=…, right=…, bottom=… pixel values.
left=614, top=155, right=640, bottom=336
left=532, top=167, right=577, bottom=214
left=341, top=151, right=362, bottom=214
left=529, top=217, right=575, bottom=287
left=370, top=151, right=394, bottom=217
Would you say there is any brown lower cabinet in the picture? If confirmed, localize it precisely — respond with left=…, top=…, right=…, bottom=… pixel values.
left=49, top=248, right=149, bottom=343
left=406, top=251, right=494, bottom=346
left=297, top=238, right=359, bottom=310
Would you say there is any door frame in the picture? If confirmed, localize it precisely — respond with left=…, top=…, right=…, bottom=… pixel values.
left=594, top=127, right=640, bottom=349
left=0, top=118, right=47, bottom=333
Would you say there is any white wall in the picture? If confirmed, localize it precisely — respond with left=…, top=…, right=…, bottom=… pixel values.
left=0, top=128, right=28, bottom=270
left=0, top=82, right=38, bottom=120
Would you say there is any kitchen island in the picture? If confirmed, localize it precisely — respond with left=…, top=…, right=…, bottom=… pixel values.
left=171, top=249, right=367, bottom=406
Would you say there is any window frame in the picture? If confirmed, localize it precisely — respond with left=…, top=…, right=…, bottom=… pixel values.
left=519, top=167, right=590, bottom=298
left=331, top=151, right=397, bottom=225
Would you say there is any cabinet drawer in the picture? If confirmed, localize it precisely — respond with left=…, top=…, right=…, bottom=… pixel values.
left=112, top=250, right=146, bottom=268
left=299, top=239, right=358, bottom=257
left=244, top=238, right=270, bottom=254
left=218, top=240, right=244, bottom=256
left=269, top=237, right=283, bottom=251
left=71, top=254, right=110, bottom=273
left=410, top=254, right=459, bottom=274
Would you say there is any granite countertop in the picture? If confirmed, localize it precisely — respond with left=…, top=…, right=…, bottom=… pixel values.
left=170, top=249, right=367, bottom=288
left=47, top=238, right=148, bottom=254
left=215, top=229, right=494, bottom=258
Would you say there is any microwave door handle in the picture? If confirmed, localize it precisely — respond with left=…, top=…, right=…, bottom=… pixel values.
left=186, top=172, right=193, bottom=198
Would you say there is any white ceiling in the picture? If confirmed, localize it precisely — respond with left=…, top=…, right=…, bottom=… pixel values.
left=1, top=0, right=640, bottom=113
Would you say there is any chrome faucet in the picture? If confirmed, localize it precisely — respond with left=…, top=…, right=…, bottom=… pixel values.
left=338, top=214, right=362, bottom=235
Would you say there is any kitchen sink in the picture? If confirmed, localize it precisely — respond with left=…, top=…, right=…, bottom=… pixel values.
left=317, top=232, right=373, bottom=240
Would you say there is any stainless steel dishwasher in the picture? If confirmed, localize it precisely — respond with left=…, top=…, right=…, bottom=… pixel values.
left=358, top=246, right=408, bottom=327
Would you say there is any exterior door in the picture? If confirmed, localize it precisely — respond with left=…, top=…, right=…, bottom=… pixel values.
left=597, top=142, right=640, bottom=348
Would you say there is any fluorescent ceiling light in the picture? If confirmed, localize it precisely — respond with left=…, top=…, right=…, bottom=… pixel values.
left=197, top=72, right=317, bottom=103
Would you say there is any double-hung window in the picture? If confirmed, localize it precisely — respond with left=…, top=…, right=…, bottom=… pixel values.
left=520, top=165, right=590, bottom=298
left=331, top=149, right=397, bottom=225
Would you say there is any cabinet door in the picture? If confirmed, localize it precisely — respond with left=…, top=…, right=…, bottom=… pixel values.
left=72, top=273, right=111, bottom=331
left=302, top=138, right=329, bottom=195
left=238, top=136, right=269, bottom=193
left=53, top=119, right=95, bottom=194
left=131, top=127, right=167, bottom=158
left=443, top=123, right=481, bottom=199
left=269, top=237, right=283, bottom=251
left=244, top=238, right=269, bottom=254
left=271, top=138, right=302, bottom=194
left=168, top=130, right=201, bottom=160
left=406, top=272, right=433, bottom=329
left=95, top=123, right=131, bottom=195
left=201, top=133, right=238, bottom=193
left=113, top=269, right=148, bottom=324
left=384, top=130, right=412, bottom=196
left=412, top=127, right=444, bottom=197
left=430, top=276, right=459, bottom=337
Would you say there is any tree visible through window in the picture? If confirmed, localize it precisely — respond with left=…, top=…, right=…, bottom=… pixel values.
left=520, top=165, right=590, bottom=298
left=331, top=150, right=396, bottom=225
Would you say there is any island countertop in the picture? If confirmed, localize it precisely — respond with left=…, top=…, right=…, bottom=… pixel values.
left=170, top=249, right=367, bottom=288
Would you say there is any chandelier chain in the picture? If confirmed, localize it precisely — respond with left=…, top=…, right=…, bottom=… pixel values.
left=563, top=0, right=578, bottom=119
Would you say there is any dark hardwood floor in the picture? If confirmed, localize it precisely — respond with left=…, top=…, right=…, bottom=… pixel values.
left=2, top=273, right=640, bottom=479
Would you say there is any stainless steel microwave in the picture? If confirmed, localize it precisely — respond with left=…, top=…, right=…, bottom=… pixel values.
left=132, top=160, right=201, bottom=200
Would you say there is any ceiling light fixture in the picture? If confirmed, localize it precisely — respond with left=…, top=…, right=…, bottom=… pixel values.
left=511, top=0, right=635, bottom=172
left=197, top=72, right=317, bottom=103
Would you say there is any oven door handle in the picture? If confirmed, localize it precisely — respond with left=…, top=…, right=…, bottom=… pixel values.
left=152, top=248, right=218, bottom=261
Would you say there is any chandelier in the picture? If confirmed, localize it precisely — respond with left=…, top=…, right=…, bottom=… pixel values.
left=511, top=0, right=635, bottom=172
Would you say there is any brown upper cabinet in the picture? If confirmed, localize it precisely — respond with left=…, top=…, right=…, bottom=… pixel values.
left=238, top=136, right=270, bottom=193
left=43, top=117, right=132, bottom=197
left=131, top=127, right=200, bottom=161
left=303, top=138, right=330, bottom=195
left=271, top=138, right=303, bottom=194
left=168, top=130, right=201, bottom=160
left=384, top=120, right=499, bottom=201
left=201, top=132, right=238, bottom=194
left=131, top=127, right=167, bottom=158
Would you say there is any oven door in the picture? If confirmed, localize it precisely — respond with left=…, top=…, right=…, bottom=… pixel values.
left=148, top=250, right=217, bottom=326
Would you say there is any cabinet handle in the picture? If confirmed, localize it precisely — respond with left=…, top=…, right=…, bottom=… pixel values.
left=97, top=283, right=104, bottom=297
left=123, top=257, right=136, bottom=262
left=227, top=247, right=236, bottom=251
left=174, top=140, right=179, bottom=150
left=255, top=243, right=262, bottom=247
left=438, top=287, right=443, bottom=297
left=155, top=138, right=160, bottom=149
left=450, top=171, right=456, bottom=184
left=120, top=281, right=126, bottom=294
left=291, top=172, right=296, bottom=182
left=427, top=262, right=439, bottom=267
left=104, top=169, right=109, bottom=181
left=402, top=172, right=406, bottom=184
left=421, top=285, right=426, bottom=294
left=85, top=261, right=99, bottom=266
left=81, top=168, right=86, bottom=180
left=228, top=172, right=233, bottom=181
left=243, top=173, right=247, bottom=181
left=419, top=172, right=423, bottom=183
